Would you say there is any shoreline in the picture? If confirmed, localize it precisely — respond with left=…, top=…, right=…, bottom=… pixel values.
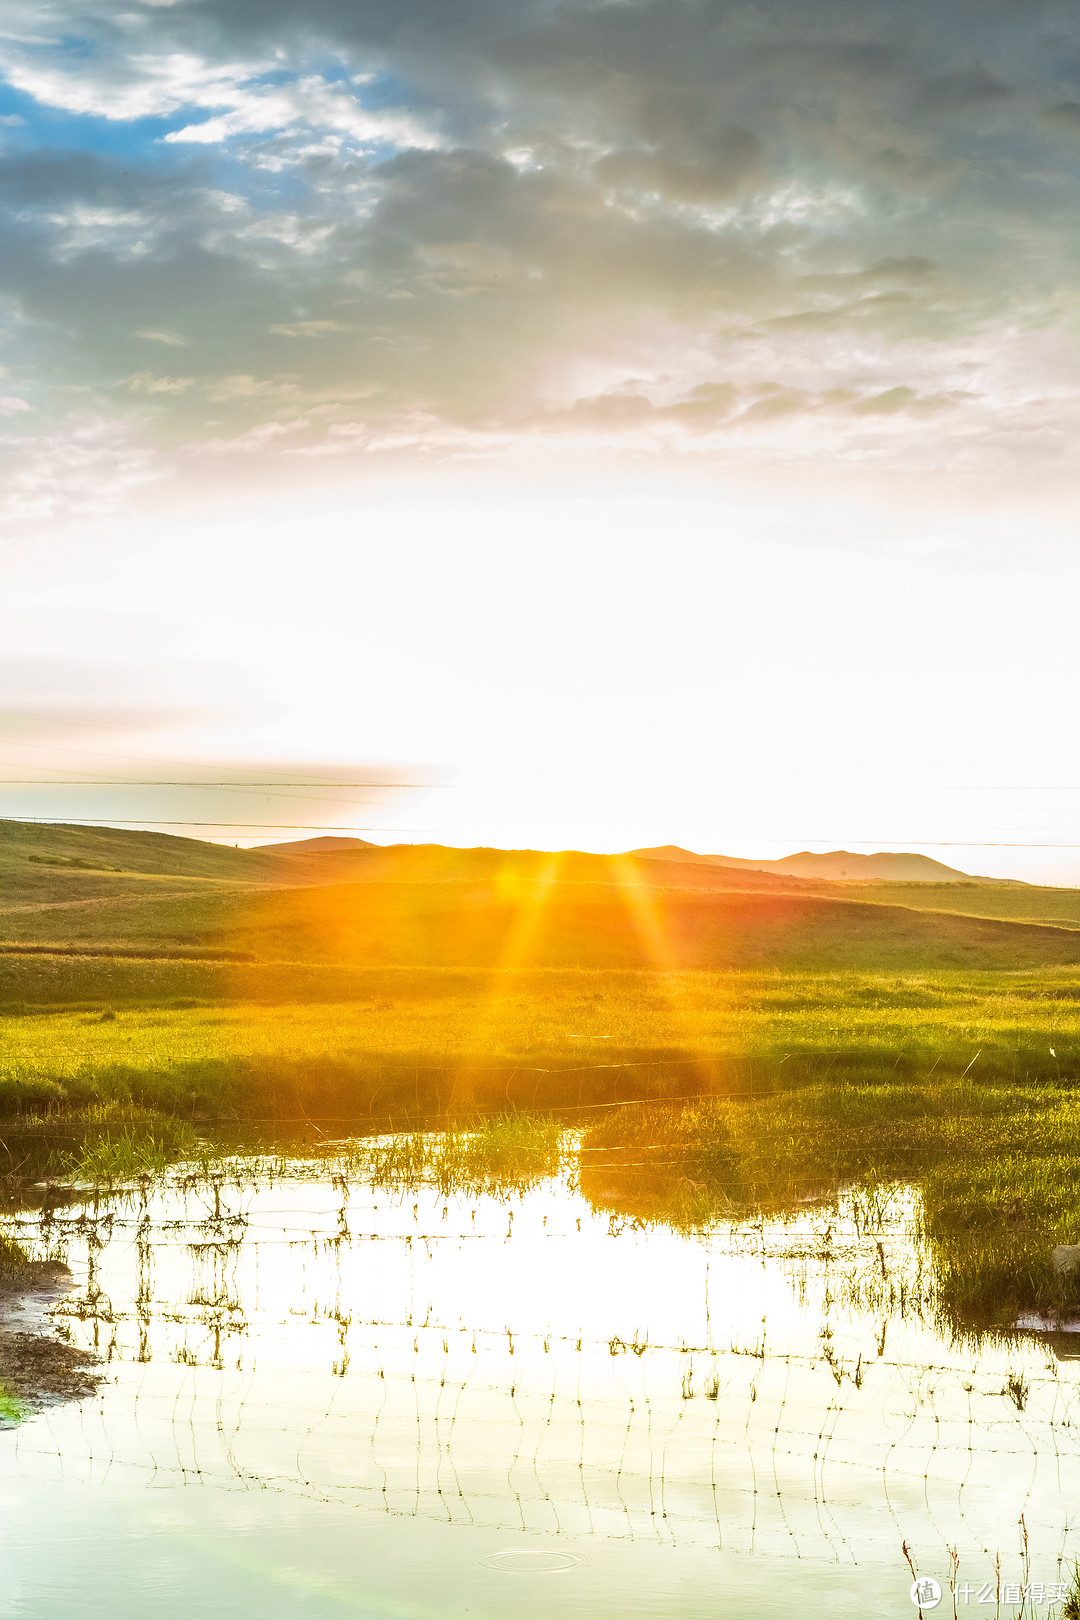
left=0, top=1251, right=103, bottom=1424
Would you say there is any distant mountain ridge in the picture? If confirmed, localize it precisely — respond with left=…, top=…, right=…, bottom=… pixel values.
left=628, top=846, right=1021, bottom=885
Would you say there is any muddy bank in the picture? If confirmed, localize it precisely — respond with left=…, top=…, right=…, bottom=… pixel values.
left=0, top=1253, right=103, bottom=1422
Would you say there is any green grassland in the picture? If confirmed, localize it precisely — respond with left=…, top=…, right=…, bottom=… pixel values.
left=576, top=1084, right=1080, bottom=1329
left=6, top=819, right=1080, bottom=1329
left=6, top=874, right=1080, bottom=972
left=4, top=962, right=1080, bottom=1329
left=2, top=964, right=1079, bottom=1120
left=823, top=878, right=1080, bottom=930
left=5, top=820, right=1080, bottom=964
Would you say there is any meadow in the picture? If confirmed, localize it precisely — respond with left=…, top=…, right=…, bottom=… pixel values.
left=6, top=820, right=1080, bottom=1336
left=3, top=965, right=1080, bottom=1122
left=2, top=963, right=1080, bottom=1331
left=7, top=818, right=1080, bottom=967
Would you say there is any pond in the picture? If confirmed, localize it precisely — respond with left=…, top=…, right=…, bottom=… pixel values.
left=1, top=1147, right=1077, bottom=1619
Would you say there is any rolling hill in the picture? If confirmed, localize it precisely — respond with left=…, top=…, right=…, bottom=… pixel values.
left=1, top=817, right=1079, bottom=972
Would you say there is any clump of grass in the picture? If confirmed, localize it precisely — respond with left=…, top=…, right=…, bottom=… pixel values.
left=920, top=1147, right=1080, bottom=1326
left=578, top=1083, right=1080, bottom=1327
left=349, top=1112, right=567, bottom=1197
left=55, top=1103, right=196, bottom=1181
left=0, top=1384, right=26, bottom=1424
left=1061, top=1563, right=1080, bottom=1620
left=0, top=1232, right=33, bottom=1286
left=0, top=1102, right=199, bottom=1183
left=66, top=1128, right=172, bottom=1181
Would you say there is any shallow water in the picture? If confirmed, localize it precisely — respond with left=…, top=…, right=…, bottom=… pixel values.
left=1, top=1158, right=1077, bottom=1619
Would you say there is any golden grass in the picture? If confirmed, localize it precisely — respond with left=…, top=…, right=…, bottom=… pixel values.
left=3, top=961, right=1080, bottom=1329
left=2, top=967, right=1079, bottom=1111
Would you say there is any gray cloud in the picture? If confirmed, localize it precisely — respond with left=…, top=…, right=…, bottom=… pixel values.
left=0, top=0, right=1077, bottom=486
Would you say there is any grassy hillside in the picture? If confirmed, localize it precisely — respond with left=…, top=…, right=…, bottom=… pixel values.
left=0, top=817, right=290, bottom=883
left=4, top=870, right=1080, bottom=969
left=8, top=819, right=1080, bottom=1335
left=3, top=818, right=1080, bottom=968
left=823, top=879, right=1080, bottom=930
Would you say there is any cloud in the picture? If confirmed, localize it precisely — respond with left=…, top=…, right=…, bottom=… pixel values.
left=136, top=328, right=189, bottom=345
left=0, top=416, right=165, bottom=535
left=268, top=319, right=351, bottom=337
left=915, top=68, right=1015, bottom=114
left=851, top=385, right=949, bottom=414
left=122, top=372, right=194, bottom=393
left=0, top=0, right=1075, bottom=491
left=1042, top=101, right=1080, bottom=136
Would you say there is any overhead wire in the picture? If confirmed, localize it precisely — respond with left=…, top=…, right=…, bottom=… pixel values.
left=6, top=813, right=1080, bottom=847
left=0, top=780, right=427, bottom=787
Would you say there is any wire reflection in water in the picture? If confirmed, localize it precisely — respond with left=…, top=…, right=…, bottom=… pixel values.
left=1, top=1160, right=1078, bottom=1613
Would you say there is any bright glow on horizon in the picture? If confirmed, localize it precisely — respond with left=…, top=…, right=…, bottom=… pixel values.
left=3, top=3, right=1080, bottom=883
left=4, top=472, right=1080, bottom=885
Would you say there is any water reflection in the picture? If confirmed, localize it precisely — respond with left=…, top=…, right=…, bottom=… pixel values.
left=0, top=1158, right=1077, bottom=1618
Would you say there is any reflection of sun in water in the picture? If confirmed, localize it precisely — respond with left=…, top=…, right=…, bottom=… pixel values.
left=3, top=1166, right=1068, bottom=1611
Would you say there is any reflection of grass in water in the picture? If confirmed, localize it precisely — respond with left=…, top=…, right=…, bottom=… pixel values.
left=1004, top=1370, right=1029, bottom=1410
left=578, top=1084, right=1080, bottom=1329
left=6, top=957, right=1080, bottom=1326
left=348, top=1112, right=567, bottom=1197
left=0, top=1231, right=33, bottom=1284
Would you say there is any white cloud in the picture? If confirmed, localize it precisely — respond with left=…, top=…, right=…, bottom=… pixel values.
left=35, top=204, right=157, bottom=260
left=0, top=417, right=166, bottom=535
left=123, top=372, right=194, bottom=394
left=162, top=75, right=441, bottom=150
left=135, top=329, right=189, bottom=346
left=268, top=319, right=350, bottom=337
left=0, top=37, right=441, bottom=154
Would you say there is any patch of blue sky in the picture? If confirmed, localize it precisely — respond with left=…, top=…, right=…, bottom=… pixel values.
left=223, top=155, right=327, bottom=211
left=255, top=58, right=358, bottom=89
left=0, top=80, right=196, bottom=160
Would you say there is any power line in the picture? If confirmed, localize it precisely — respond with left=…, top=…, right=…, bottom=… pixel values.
left=0, top=780, right=426, bottom=788
left=8, top=776, right=1080, bottom=793
left=2, top=816, right=416, bottom=831
left=9, top=814, right=1080, bottom=848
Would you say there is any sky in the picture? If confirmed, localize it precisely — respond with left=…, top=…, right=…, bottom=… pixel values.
left=2, top=0, right=1080, bottom=879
